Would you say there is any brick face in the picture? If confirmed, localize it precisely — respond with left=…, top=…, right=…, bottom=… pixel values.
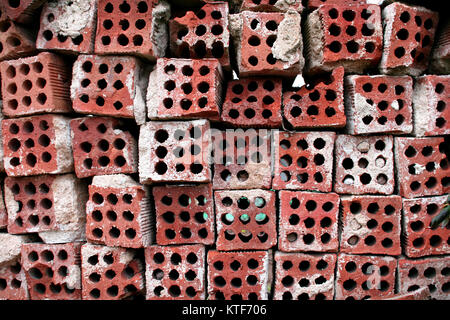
left=0, top=261, right=29, bottom=300
left=0, top=19, right=36, bottom=62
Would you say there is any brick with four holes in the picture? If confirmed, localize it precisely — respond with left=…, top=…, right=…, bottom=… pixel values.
left=81, top=243, right=145, bottom=300
left=207, top=250, right=272, bottom=300
left=273, top=252, right=336, bottom=300
left=240, top=0, right=303, bottom=12
left=0, top=18, right=36, bottom=62
left=0, top=52, right=72, bottom=117
left=3, top=0, right=46, bottom=24
left=145, top=244, right=205, bottom=300
left=70, top=116, right=138, bottom=178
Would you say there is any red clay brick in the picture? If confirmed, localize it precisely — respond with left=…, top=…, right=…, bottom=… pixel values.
left=305, top=4, right=382, bottom=74
left=402, top=195, right=449, bottom=258
left=2, top=115, right=73, bottom=177
left=21, top=242, right=82, bottom=300
left=212, top=129, right=272, bottom=190
left=398, top=257, right=450, bottom=300
left=86, top=174, right=153, bottom=249
left=394, top=137, right=449, bottom=198
left=0, top=19, right=36, bottom=61
left=307, top=0, right=366, bottom=10
left=0, top=52, right=72, bottom=117
left=380, top=3, right=439, bottom=76
left=372, top=286, right=430, bottom=300
left=232, top=10, right=303, bottom=76
left=170, top=2, right=230, bottom=69
left=278, top=191, right=339, bottom=252
left=70, top=116, right=138, bottom=178
left=274, top=252, right=336, bottom=300
left=272, top=131, right=335, bottom=191
left=334, top=135, right=394, bottom=195
left=283, top=67, right=346, bottom=129
left=221, top=78, right=282, bottom=127
left=345, top=74, right=413, bottom=134
left=147, top=58, right=223, bottom=121
left=214, top=189, right=276, bottom=251
left=145, top=245, right=206, bottom=300
left=0, top=260, right=28, bottom=300
left=139, top=120, right=211, bottom=184
left=207, top=250, right=271, bottom=300
left=3, top=0, right=46, bottom=24
left=335, top=253, right=396, bottom=300
left=340, top=195, right=402, bottom=256
left=240, top=0, right=303, bottom=12
left=153, top=184, right=214, bottom=245
left=430, top=19, right=450, bottom=74
left=81, top=243, right=145, bottom=300
left=412, top=75, right=450, bottom=136
left=36, top=0, right=97, bottom=54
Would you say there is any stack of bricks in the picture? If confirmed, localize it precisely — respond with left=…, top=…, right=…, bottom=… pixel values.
left=0, top=0, right=448, bottom=301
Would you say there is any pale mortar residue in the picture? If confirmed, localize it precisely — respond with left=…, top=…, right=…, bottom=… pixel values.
left=39, top=229, right=86, bottom=244
left=53, top=174, right=86, bottom=229
left=92, top=174, right=139, bottom=188
left=272, top=10, right=303, bottom=67
left=146, top=68, right=162, bottom=119
left=274, top=0, right=298, bottom=11
left=66, top=265, right=82, bottom=289
left=53, top=116, right=74, bottom=173
left=412, top=79, right=432, bottom=136
left=305, top=9, right=324, bottom=71
left=47, top=0, right=94, bottom=38
left=0, top=234, right=31, bottom=267
left=151, top=0, right=171, bottom=58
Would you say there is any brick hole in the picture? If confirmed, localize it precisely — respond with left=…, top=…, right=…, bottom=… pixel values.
left=211, top=25, right=223, bottom=36
left=346, top=25, right=357, bottom=37
left=248, top=56, right=259, bottom=66
left=346, top=41, right=359, bottom=53
left=394, top=47, right=405, bottom=58
left=329, top=24, right=341, bottom=36
left=103, top=19, right=113, bottom=30
left=7, top=83, right=17, bottom=94
left=194, top=41, right=207, bottom=57
left=117, top=34, right=129, bottom=46
left=250, top=18, right=260, bottom=30
left=362, top=23, right=375, bottom=37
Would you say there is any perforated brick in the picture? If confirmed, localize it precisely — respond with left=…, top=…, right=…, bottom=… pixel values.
left=153, top=184, right=214, bottom=245
left=169, top=2, right=230, bottom=68
left=21, top=243, right=82, bottom=300
left=394, top=137, right=449, bottom=198
left=240, top=0, right=303, bottom=12
left=345, top=74, right=413, bottom=134
left=139, top=119, right=211, bottom=184
left=412, top=75, right=450, bottom=136
left=207, top=250, right=271, bottom=300
left=70, top=117, right=138, bottom=178
left=334, top=135, right=394, bottom=195
left=2, top=115, right=73, bottom=177
left=86, top=175, right=153, bottom=249
left=221, top=78, right=282, bottom=127
left=147, top=58, right=223, bottom=121
left=0, top=52, right=72, bottom=117
left=36, top=0, right=97, bottom=54
left=274, top=252, right=336, bottom=300
left=283, top=67, right=346, bottom=129
left=145, top=245, right=205, bottom=300
left=380, top=3, right=439, bottom=76
left=398, top=257, right=450, bottom=300
left=278, top=191, right=339, bottom=252
left=340, top=195, right=402, bottom=256
left=305, top=4, right=382, bottom=74
left=402, top=195, right=449, bottom=258
left=0, top=19, right=36, bottom=61
left=232, top=10, right=303, bottom=76
left=430, top=19, right=450, bottom=74
left=335, top=254, right=396, bottom=300
left=4, top=174, right=86, bottom=238
left=81, top=243, right=144, bottom=300
left=272, top=131, right=335, bottom=191
left=3, top=0, right=46, bottom=24
left=212, top=129, right=272, bottom=190
left=0, top=260, right=28, bottom=300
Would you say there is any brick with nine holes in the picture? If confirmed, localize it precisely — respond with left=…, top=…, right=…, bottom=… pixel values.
left=240, top=0, right=303, bottom=12
left=3, top=0, right=46, bottom=24
left=0, top=18, right=36, bottom=62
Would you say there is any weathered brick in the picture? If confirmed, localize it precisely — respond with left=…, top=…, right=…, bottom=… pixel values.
left=402, top=195, right=449, bottom=258
left=0, top=52, right=72, bottom=117
left=214, top=189, right=276, bottom=251
left=307, top=0, right=366, bottom=10
left=272, top=131, right=335, bottom=191
left=305, top=4, right=383, bottom=74
left=145, top=245, right=205, bottom=300
left=3, top=0, right=45, bottom=24
left=0, top=18, right=36, bottom=61
left=334, top=135, right=394, bottom=195
left=340, top=195, right=402, bottom=256
left=430, top=19, right=450, bottom=74
left=36, top=0, right=97, bottom=54
left=2, top=115, right=73, bottom=177
left=231, top=10, right=303, bottom=76
left=170, top=2, right=230, bottom=68
left=86, top=174, right=153, bottom=249
left=345, top=74, right=413, bottom=134
left=240, top=0, right=303, bottom=12
left=371, top=286, right=430, bottom=300
left=412, top=75, right=449, bottom=137
left=139, top=120, right=211, bottom=184
left=147, top=58, right=223, bottom=121
left=221, top=78, right=282, bottom=127
left=398, top=256, right=450, bottom=300
left=207, top=250, right=271, bottom=300
left=21, top=242, right=82, bottom=300
left=278, top=191, right=339, bottom=252
left=283, top=67, right=346, bottom=129
left=335, top=253, right=396, bottom=300
left=153, top=184, right=214, bottom=245
left=0, top=233, right=31, bottom=267
left=380, top=3, right=439, bottom=76
left=70, top=117, right=138, bottom=178
left=71, top=55, right=149, bottom=123
left=394, top=137, right=449, bottom=198
left=273, top=252, right=336, bottom=300
left=81, top=243, right=145, bottom=300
